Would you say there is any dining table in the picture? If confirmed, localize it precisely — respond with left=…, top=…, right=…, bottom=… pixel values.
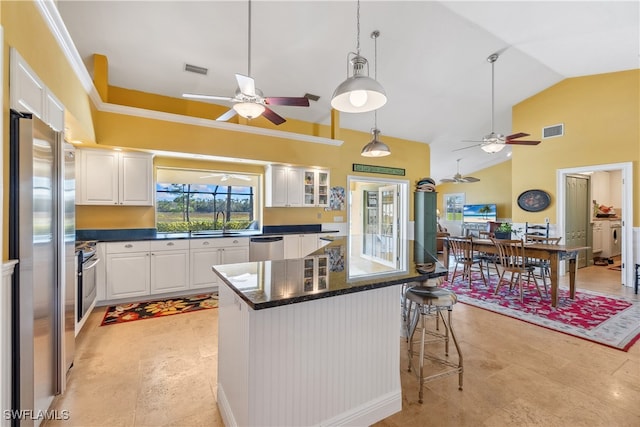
left=441, top=237, right=589, bottom=307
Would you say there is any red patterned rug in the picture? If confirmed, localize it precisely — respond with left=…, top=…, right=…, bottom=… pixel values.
left=441, top=274, right=640, bottom=351
left=101, top=293, right=218, bottom=326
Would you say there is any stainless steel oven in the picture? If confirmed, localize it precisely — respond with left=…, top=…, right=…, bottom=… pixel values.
left=76, top=241, right=100, bottom=322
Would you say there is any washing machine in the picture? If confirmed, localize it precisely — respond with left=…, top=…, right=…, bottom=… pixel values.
left=610, top=220, right=622, bottom=257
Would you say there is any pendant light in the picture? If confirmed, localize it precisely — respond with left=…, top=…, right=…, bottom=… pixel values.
left=331, top=0, right=387, bottom=113
left=361, top=30, right=390, bottom=157
left=480, top=54, right=505, bottom=153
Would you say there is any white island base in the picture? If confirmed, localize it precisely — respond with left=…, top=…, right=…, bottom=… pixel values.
left=217, top=282, right=403, bottom=427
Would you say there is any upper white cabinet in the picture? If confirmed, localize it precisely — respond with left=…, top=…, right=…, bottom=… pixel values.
left=76, top=148, right=154, bottom=206
left=265, top=165, right=303, bottom=207
left=10, top=48, right=64, bottom=131
left=303, top=169, right=330, bottom=207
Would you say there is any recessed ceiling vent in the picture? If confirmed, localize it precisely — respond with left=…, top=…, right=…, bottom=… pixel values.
left=184, top=63, right=208, bottom=75
left=543, top=123, right=564, bottom=139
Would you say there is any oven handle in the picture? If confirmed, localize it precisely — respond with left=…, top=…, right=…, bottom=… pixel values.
left=83, top=257, right=101, bottom=270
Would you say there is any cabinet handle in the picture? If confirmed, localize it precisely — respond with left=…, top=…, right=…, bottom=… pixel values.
left=203, top=241, right=210, bottom=246
left=125, top=244, right=133, bottom=248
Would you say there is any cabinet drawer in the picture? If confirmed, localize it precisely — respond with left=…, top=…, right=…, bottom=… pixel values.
left=106, top=241, right=151, bottom=254
left=190, top=237, right=249, bottom=249
left=150, top=239, right=190, bottom=251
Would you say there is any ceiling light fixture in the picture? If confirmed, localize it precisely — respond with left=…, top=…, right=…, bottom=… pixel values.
left=361, top=31, right=390, bottom=157
left=480, top=53, right=506, bottom=153
left=233, top=102, right=265, bottom=119
left=331, top=0, right=387, bottom=113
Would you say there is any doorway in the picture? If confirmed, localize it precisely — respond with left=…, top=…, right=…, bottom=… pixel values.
left=556, top=162, right=634, bottom=287
left=347, top=176, right=409, bottom=278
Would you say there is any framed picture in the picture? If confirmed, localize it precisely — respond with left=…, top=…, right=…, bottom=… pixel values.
left=517, top=189, right=551, bottom=212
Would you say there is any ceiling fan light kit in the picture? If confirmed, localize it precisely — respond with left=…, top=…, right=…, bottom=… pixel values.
left=332, top=0, right=387, bottom=113
left=233, top=102, right=265, bottom=119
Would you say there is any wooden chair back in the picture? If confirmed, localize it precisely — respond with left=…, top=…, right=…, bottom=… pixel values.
left=491, top=238, right=527, bottom=271
left=448, top=236, right=474, bottom=262
left=524, top=235, right=562, bottom=245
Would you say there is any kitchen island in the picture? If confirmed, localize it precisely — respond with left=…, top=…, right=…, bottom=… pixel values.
left=213, top=237, right=447, bottom=427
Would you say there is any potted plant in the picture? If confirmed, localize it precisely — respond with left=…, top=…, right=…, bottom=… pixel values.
left=494, top=222, right=513, bottom=239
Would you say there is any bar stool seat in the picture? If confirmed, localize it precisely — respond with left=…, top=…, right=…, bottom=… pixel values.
left=405, top=286, right=463, bottom=403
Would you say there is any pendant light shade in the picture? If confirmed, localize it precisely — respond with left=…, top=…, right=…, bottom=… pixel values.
left=331, top=0, right=386, bottom=113
left=233, top=102, right=265, bottom=119
left=331, top=55, right=387, bottom=113
left=361, top=128, right=390, bottom=157
left=480, top=132, right=506, bottom=153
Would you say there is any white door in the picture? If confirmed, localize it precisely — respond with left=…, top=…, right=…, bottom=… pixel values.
left=376, top=185, right=398, bottom=267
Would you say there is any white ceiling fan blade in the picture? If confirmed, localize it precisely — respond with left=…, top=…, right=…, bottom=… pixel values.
left=235, top=74, right=256, bottom=96
left=461, top=176, right=480, bottom=183
left=216, top=108, right=238, bottom=122
left=440, top=178, right=456, bottom=183
left=183, top=93, right=233, bottom=101
left=452, top=144, right=480, bottom=152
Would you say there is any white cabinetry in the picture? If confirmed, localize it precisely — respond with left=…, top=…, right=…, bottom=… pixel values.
left=150, top=240, right=190, bottom=294
left=284, top=234, right=320, bottom=259
left=10, top=48, right=64, bottom=131
left=190, top=238, right=249, bottom=289
left=76, top=148, right=154, bottom=206
left=105, top=241, right=151, bottom=300
left=303, top=169, right=330, bottom=207
left=265, top=165, right=303, bottom=207
left=592, top=221, right=604, bottom=255
left=591, top=171, right=610, bottom=213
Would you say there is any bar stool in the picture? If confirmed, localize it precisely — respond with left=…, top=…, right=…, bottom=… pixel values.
left=405, top=286, right=463, bottom=403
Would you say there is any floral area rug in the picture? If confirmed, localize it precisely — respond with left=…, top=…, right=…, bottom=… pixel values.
left=101, top=293, right=218, bottom=326
left=441, top=274, right=640, bottom=351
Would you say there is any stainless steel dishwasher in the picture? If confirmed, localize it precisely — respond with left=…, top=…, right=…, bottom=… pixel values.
left=249, top=236, right=285, bottom=261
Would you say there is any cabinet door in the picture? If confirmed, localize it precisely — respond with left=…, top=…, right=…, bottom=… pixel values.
left=10, top=48, right=46, bottom=120
left=286, top=168, right=304, bottom=207
left=301, top=234, right=319, bottom=257
left=120, top=152, right=154, bottom=206
left=190, top=249, right=222, bottom=289
left=221, top=246, right=250, bottom=264
left=106, top=252, right=150, bottom=299
left=78, top=150, right=119, bottom=205
left=266, top=166, right=289, bottom=207
left=151, top=250, right=189, bottom=294
left=303, top=171, right=316, bottom=206
left=317, top=170, right=330, bottom=207
left=283, top=235, right=300, bottom=259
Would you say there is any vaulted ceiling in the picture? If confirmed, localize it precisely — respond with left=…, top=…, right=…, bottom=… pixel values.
left=57, top=1, right=639, bottom=182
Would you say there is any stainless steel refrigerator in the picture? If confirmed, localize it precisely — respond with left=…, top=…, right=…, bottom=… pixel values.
left=9, top=111, right=75, bottom=427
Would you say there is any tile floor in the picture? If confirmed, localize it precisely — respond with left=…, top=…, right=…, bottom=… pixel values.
left=44, top=263, right=640, bottom=427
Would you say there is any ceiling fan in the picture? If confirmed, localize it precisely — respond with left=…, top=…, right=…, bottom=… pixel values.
left=200, top=173, right=251, bottom=182
left=457, top=53, right=541, bottom=153
left=182, top=0, right=309, bottom=125
left=440, top=159, right=480, bottom=183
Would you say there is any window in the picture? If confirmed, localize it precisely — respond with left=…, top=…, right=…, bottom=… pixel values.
left=156, top=168, right=260, bottom=232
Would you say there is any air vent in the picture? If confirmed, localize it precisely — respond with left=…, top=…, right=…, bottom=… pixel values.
left=543, top=123, right=564, bottom=139
left=304, top=93, right=321, bottom=102
left=184, top=63, right=208, bottom=75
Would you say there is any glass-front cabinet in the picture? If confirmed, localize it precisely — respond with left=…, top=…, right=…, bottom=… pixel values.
left=303, top=169, right=330, bottom=207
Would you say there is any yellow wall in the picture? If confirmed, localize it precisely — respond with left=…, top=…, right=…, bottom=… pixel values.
left=512, top=69, right=639, bottom=226
left=437, top=160, right=513, bottom=219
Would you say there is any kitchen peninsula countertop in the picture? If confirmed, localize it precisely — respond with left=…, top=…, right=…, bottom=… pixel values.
left=213, top=236, right=447, bottom=310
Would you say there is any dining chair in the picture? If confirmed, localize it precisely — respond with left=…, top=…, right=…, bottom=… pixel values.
left=524, top=235, right=562, bottom=295
left=447, top=236, right=487, bottom=288
left=490, top=238, right=543, bottom=302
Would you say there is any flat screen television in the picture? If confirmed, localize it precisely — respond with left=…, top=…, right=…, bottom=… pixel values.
left=462, top=204, right=497, bottom=223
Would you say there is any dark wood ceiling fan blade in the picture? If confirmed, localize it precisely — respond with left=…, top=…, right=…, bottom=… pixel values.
left=506, top=132, right=530, bottom=140
left=265, top=97, right=310, bottom=107
left=216, top=108, right=237, bottom=122
left=262, top=107, right=286, bottom=125
left=506, top=140, right=540, bottom=145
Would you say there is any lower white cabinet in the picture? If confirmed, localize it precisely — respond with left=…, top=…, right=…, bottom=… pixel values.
left=190, top=238, right=250, bottom=289
left=150, top=240, right=190, bottom=294
left=105, top=241, right=151, bottom=300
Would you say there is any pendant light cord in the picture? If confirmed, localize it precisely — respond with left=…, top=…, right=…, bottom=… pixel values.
left=247, top=0, right=252, bottom=76
left=491, top=58, right=494, bottom=133
left=355, top=0, right=360, bottom=55
left=372, top=30, right=379, bottom=127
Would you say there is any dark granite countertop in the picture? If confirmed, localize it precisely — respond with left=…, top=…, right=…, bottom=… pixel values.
left=76, top=225, right=339, bottom=242
left=213, top=236, right=447, bottom=310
